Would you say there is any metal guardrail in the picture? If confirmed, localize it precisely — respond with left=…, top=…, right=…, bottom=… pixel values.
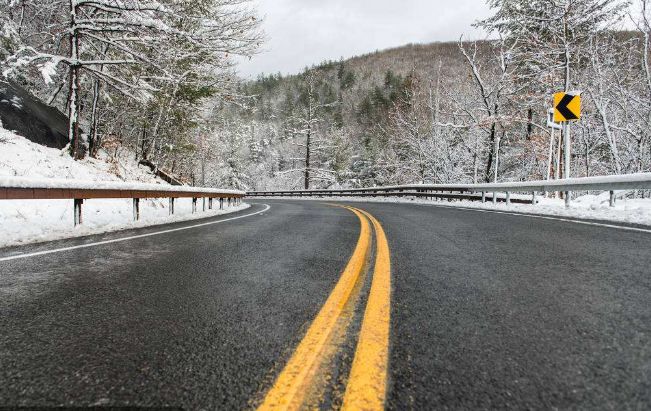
left=248, top=173, right=651, bottom=207
left=0, top=177, right=245, bottom=226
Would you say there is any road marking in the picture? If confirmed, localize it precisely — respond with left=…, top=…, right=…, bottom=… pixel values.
left=257, top=198, right=651, bottom=234
left=342, top=209, right=391, bottom=411
left=258, top=207, right=372, bottom=410
left=429, top=204, right=651, bottom=234
left=0, top=204, right=271, bottom=263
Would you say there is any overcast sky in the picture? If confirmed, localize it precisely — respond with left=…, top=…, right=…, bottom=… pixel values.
left=236, top=0, right=493, bottom=78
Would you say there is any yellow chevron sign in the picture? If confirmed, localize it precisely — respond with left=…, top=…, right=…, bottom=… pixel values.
left=553, top=92, right=581, bottom=122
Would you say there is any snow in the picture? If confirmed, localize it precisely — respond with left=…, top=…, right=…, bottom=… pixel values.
left=1, top=127, right=157, bottom=182
left=0, top=198, right=250, bottom=248
left=38, top=60, right=59, bottom=85
left=9, top=96, right=22, bottom=109
left=0, top=127, right=248, bottom=248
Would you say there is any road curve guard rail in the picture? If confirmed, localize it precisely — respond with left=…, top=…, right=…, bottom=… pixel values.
left=247, top=173, right=651, bottom=207
left=0, top=176, right=245, bottom=226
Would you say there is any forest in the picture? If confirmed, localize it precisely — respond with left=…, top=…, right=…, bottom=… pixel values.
left=2, top=0, right=651, bottom=191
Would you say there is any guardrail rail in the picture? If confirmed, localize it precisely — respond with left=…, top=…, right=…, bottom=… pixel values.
left=248, top=173, right=651, bottom=207
left=0, top=177, right=245, bottom=226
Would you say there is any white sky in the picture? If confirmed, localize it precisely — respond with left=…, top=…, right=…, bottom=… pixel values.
left=236, top=0, right=493, bottom=78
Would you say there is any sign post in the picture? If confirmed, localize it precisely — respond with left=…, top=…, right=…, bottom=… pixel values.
left=562, top=121, right=571, bottom=207
left=553, top=91, right=581, bottom=207
left=546, top=108, right=561, bottom=187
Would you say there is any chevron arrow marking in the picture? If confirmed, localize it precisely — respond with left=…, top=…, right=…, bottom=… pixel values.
left=554, top=92, right=581, bottom=122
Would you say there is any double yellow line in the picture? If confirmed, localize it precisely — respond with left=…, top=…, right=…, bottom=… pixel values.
left=257, top=206, right=391, bottom=411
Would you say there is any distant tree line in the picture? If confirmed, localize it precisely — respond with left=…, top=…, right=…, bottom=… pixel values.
left=209, top=0, right=651, bottom=191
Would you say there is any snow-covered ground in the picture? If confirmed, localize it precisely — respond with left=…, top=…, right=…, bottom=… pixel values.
left=261, top=190, right=651, bottom=227
left=0, top=126, right=159, bottom=182
left=0, top=127, right=248, bottom=248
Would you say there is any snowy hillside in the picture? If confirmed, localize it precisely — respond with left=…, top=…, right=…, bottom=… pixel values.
left=0, top=127, right=160, bottom=182
left=0, top=127, right=248, bottom=247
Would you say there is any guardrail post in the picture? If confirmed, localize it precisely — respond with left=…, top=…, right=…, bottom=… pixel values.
left=133, top=198, right=140, bottom=221
left=192, top=198, right=198, bottom=213
left=532, top=192, right=537, bottom=205
left=610, top=191, right=616, bottom=207
left=203, top=198, right=206, bottom=212
left=481, top=192, right=486, bottom=203
left=492, top=192, right=497, bottom=204
left=227, top=198, right=231, bottom=207
left=209, top=198, right=213, bottom=210
left=220, top=198, right=224, bottom=209
left=73, top=199, right=83, bottom=226
left=169, top=198, right=175, bottom=215
left=565, top=191, right=571, bottom=208
left=506, top=192, right=511, bottom=206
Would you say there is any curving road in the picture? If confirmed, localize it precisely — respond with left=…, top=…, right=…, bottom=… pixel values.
left=1, top=200, right=650, bottom=409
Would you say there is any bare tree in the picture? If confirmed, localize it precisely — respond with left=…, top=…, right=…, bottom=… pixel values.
left=458, top=38, right=513, bottom=182
left=2, top=0, right=262, bottom=159
left=288, top=72, right=337, bottom=189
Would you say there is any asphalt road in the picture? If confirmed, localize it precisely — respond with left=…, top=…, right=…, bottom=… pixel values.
left=1, top=200, right=650, bottom=410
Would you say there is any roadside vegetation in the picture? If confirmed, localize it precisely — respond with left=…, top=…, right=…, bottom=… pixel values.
left=2, top=0, right=651, bottom=192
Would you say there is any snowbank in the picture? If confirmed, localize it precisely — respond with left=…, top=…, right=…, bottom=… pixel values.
left=0, top=126, right=159, bottom=182
left=0, top=199, right=249, bottom=248
left=0, top=127, right=248, bottom=248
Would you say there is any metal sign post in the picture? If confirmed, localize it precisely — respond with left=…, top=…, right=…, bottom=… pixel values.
left=547, top=108, right=562, bottom=198
left=563, top=121, right=571, bottom=207
left=553, top=91, right=582, bottom=207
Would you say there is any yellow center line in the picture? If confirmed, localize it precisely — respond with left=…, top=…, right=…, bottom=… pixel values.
left=342, top=208, right=392, bottom=411
left=257, top=207, right=372, bottom=411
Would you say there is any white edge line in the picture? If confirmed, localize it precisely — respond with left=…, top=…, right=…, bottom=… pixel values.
left=427, top=203, right=651, bottom=234
left=0, top=204, right=271, bottom=263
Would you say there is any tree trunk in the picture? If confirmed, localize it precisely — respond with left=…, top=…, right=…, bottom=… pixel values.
left=88, top=78, right=101, bottom=157
left=304, top=126, right=311, bottom=189
left=596, top=103, right=622, bottom=174
left=526, top=108, right=533, bottom=140
left=68, top=0, right=84, bottom=159
left=484, top=123, right=497, bottom=182
left=494, top=132, right=502, bottom=183
left=585, top=140, right=590, bottom=177
left=473, top=138, right=479, bottom=184
left=140, top=125, right=149, bottom=160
